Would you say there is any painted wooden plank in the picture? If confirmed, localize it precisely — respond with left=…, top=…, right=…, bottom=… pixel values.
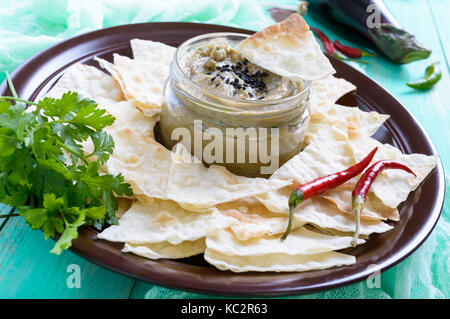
left=0, top=212, right=136, bottom=298
left=0, top=204, right=15, bottom=231
left=427, top=0, right=450, bottom=74
left=367, top=0, right=450, bottom=172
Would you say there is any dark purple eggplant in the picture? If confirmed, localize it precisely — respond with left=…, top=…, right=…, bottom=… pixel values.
left=308, top=0, right=431, bottom=64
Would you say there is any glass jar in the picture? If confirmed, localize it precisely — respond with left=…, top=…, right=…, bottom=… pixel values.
left=158, top=33, right=311, bottom=178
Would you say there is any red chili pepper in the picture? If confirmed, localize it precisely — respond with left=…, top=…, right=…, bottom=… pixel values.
left=351, top=160, right=416, bottom=246
left=310, top=27, right=369, bottom=64
left=281, top=147, right=378, bottom=241
left=333, top=40, right=376, bottom=59
left=310, top=26, right=336, bottom=55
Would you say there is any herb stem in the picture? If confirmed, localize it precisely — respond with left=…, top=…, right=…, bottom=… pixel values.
left=55, top=141, right=88, bottom=165
left=35, top=120, right=69, bottom=130
left=0, top=96, right=40, bottom=107
left=5, top=72, right=19, bottom=99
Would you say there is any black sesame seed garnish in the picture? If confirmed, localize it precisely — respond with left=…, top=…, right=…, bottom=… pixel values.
left=206, top=72, right=212, bottom=75
left=211, top=76, right=216, bottom=81
left=249, top=92, right=254, bottom=97
left=259, top=96, right=265, bottom=100
left=215, top=83, right=220, bottom=87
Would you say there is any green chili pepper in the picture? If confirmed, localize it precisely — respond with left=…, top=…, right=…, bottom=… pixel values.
left=407, top=62, right=442, bottom=90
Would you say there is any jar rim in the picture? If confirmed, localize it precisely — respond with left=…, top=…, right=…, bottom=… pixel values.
left=172, top=32, right=312, bottom=113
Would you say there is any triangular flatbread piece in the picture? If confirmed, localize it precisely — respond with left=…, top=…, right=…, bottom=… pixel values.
left=236, top=13, right=335, bottom=81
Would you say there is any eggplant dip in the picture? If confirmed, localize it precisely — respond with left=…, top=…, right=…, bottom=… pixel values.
left=179, top=39, right=302, bottom=101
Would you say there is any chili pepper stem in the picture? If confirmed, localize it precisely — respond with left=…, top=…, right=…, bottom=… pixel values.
left=351, top=195, right=365, bottom=246
left=339, top=56, right=369, bottom=64
left=350, top=160, right=416, bottom=247
left=281, top=147, right=378, bottom=241
left=281, top=189, right=305, bottom=241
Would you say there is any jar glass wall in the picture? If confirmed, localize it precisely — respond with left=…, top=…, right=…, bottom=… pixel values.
left=158, top=33, right=312, bottom=178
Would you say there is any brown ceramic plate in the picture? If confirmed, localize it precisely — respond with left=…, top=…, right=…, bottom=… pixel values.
left=0, top=22, right=444, bottom=296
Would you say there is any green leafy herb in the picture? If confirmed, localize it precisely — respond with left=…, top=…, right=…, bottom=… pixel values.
left=0, top=74, right=133, bottom=254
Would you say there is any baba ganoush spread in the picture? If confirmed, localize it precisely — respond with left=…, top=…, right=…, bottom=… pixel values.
left=159, top=34, right=311, bottom=177
left=179, top=39, right=301, bottom=101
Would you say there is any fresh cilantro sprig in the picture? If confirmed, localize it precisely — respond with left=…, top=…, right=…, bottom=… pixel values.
left=0, top=74, right=133, bottom=254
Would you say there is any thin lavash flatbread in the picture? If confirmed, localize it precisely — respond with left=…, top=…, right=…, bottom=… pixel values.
left=104, top=123, right=291, bottom=212
left=95, top=51, right=173, bottom=117
left=215, top=194, right=387, bottom=239
left=104, top=123, right=172, bottom=200
left=256, top=136, right=435, bottom=226
left=236, top=13, right=335, bottom=81
left=270, top=140, right=356, bottom=186
left=115, top=198, right=133, bottom=219
left=99, top=99, right=157, bottom=139
left=310, top=75, right=356, bottom=108
left=305, top=75, right=389, bottom=144
left=297, top=196, right=393, bottom=235
left=349, top=136, right=437, bottom=208
left=204, top=249, right=355, bottom=273
left=321, top=183, right=400, bottom=221
left=255, top=140, right=393, bottom=234
left=166, top=144, right=292, bottom=212
left=43, top=63, right=124, bottom=103
left=97, top=200, right=236, bottom=245
left=219, top=193, right=390, bottom=240
left=43, top=63, right=157, bottom=139
left=306, top=103, right=390, bottom=144
left=122, top=239, right=206, bottom=260
left=216, top=197, right=303, bottom=240
left=130, top=39, right=175, bottom=65
left=206, top=228, right=364, bottom=257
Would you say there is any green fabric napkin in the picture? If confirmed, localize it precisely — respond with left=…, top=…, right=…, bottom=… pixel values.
left=0, top=0, right=448, bottom=299
left=0, top=0, right=273, bottom=82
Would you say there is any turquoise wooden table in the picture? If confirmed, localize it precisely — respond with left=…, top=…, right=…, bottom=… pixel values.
left=0, top=0, right=448, bottom=299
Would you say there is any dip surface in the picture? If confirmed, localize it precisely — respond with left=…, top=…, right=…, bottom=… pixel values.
left=179, top=39, right=300, bottom=101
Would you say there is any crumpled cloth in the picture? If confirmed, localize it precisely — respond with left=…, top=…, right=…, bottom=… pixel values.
left=0, top=0, right=448, bottom=299
left=0, top=0, right=273, bottom=82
